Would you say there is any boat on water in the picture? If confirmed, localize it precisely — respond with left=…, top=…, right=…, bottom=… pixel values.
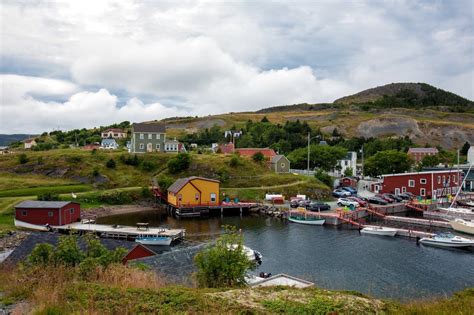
left=419, top=233, right=474, bottom=248
left=229, top=244, right=263, bottom=264
left=438, top=207, right=473, bottom=215
left=360, top=226, right=398, bottom=237
left=135, top=235, right=172, bottom=246
left=449, top=219, right=474, bottom=235
left=288, top=208, right=325, bottom=225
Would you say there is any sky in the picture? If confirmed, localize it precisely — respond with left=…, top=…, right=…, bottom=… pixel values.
left=0, top=0, right=473, bottom=134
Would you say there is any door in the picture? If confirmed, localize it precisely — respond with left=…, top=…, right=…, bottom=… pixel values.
left=147, top=143, right=153, bottom=152
left=395, top=188, right=400, bottom=195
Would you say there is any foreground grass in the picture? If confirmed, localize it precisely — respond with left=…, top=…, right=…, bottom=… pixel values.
left=1, top=264, right=472, bottom=314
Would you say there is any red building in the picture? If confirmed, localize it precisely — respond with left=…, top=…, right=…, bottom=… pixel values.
left=378, top=170, right=462, bottom=199
left=122, top=244, right=157, bottom=264
left=15, top=201, right=81, bottom=226
left=235, top=148, right=276, bottom=160
left=407, top=147, right=439, bottom=163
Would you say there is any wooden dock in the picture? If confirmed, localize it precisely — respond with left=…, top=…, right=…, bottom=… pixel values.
left=384, top=216, right=452, bottom=228
left=54, top=222, right=185, bottom=241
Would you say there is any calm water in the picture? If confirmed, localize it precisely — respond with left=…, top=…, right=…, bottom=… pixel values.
left=98, top=211, right=474, bottom=300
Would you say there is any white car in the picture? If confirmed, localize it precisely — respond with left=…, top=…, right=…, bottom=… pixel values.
left=337, top=198, right=359, bottom=208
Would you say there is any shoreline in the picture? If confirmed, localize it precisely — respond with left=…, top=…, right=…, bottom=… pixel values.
left=83, top=204, right=163, bottom=218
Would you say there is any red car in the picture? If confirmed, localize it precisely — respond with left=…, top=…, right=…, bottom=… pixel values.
left=348, top=196, right=367, bottom=207
left=376, top=194, right=394, bottom=203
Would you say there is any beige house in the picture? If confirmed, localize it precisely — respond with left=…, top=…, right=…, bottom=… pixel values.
left=24, top=139, right=37, bottom=149
left=101, top=128, right=127, bottom=139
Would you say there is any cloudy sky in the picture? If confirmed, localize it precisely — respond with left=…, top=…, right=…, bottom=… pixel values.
left=1, top=0, right=473, bottom=133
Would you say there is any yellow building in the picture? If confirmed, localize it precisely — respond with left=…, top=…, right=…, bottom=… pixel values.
left=167, top=176, right=220, bottom=207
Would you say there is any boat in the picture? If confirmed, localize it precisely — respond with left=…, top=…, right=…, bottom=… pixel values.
left=135, top=234, right=172, bottom=246
left=229, top=244, right=263, bottom=264
left=360, top=226, right=398, bottom=237
left=288, top=208, right=325, bottom=225
left=439, top=207, right=473, bottom=215
left=419, top=233, right=474, bottom=248
left=449, top=219, right=474, bottom=235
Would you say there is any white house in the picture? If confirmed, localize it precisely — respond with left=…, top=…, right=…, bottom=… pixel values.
left=24, top=139, right=37, bottom=149
left=164, top=140, right=186, bottom=153
left=100, top=138, right=119, bottom=150
left=335, top=151, right=357, bottom=177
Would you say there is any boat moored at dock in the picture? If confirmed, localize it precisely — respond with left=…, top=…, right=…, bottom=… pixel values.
left=360, top=226, right=398, bottom=237
left=135, top=235, right=172, bottom=246
left=419, top=233, right=474, bottom=248
left=288, top=208, right=325, bottom=225
left=449, top=219, right=474, bottom=235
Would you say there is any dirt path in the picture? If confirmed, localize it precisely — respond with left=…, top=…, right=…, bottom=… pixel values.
left=221, top=180, right=308, bottom=190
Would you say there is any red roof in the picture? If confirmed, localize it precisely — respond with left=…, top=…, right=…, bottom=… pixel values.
left=235, top=148, right=277, bottom=158
left=408, top=147, right=438, bottom=154
left=103, top=128, right=125, bottom=133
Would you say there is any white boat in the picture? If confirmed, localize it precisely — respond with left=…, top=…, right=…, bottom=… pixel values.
left=229, top=244, right=263, bottom=264
left=419, top=233, right=474, bottom=248
left=360, top=226, right=398, bottom=237
left=135, top=235, right=172, bottom=246
left=439, top=207, right=473, bottom=215
left=449, top=219, right=474, bottom=235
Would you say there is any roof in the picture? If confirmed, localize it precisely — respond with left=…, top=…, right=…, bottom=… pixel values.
left=271, top=155, right=288, bottom=163
left=24, top=139, right=36, bottom=143
left=15, top=201, right=76, bottom=209
left=168, top=177, right=220, bottom=194
left=101, top=139, right=118, bottom=146
left=218, top=143, right=235, bottom=154
left=382, top=170, right=462, bottom=178
left=132, top=122, right=166, bottom=133
left=103, top=128, right=125, bottom=133
left=250, top=273, right=314, bottom=288
left=408, top=147, right=439, bottom=154
left=235, top=148, right=277, bottom=158
left=2, top=232, right=135, bottom=266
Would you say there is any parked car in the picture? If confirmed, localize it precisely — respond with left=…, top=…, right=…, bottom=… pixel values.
left=290, top=199, right=300, bottom=208
left=337, top=198, right=359, bottom=208
left=307, top=201, right=331, bottom=211
left=348, top=196, right=367, bottom=207
left=332, top=189, right=351, bottom=198
left=397, top=193, right=412, bottom=200
left=341, top=186, right=358, bottom=195
left=355, top=195, right=369, bottom=202
left=298, top=199, right=311, bottom=207
left=376, top=194, right=395, bottom=203
left=368, top=196, right=388, bottom=205
left=384, top=193, right=403, bottom=202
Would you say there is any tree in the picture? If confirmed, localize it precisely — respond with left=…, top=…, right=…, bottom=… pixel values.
left=157, top=175, right=174, bottom=192
left=421, top=154, right=440, bottom=168
left=167, top=153, right=191, bottom=173
left=18, top=153, right=29, bottom=164
left=343, top=167, right=354, bottom=177
left=260, top=116, right=270, bottom=123
left=364, top=150, right=412, bottom=176
left=287, top=145, right=347, bottom=171
left=194, top=226, right=256, bottom=288
left=314, top=169, right=333, bottom=188
left=461, top=142, right=470, bottom=156
left=37, top=192, right=60, bottom=201
left=106, top=158, right=116, bottom=169
left=252, top=152, right=265, bottom=163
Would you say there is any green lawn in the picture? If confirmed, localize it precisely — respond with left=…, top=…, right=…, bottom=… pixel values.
left=0, top=184, right=93, bottom=198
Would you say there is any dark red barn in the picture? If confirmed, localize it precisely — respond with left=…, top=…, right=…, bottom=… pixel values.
left=122, top=244, right=157, bottom=264
left=15, top=201, right=81, bottom=226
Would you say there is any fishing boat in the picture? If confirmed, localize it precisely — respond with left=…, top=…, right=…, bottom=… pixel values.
left=419, top=233, right=474, bottom=248
left=135, top=234, right=172, bottom=246
left=360, top=226, right=398, bottom=237
left=288, top=207, right=325, bottom=225
left=449, top=219, right=474, bottom=235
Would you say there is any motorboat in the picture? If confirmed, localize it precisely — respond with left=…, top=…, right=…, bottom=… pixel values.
left=135, top=235, right=172, bottom=246
left=419, top=233, right=474, bottom=248
left=449, top=219, right=474, bottom=235
left=438, top=207, right=473, bottom=215
left=360, top=226, right=398, bottom=237
left=229, top=244, right=263, bottom=264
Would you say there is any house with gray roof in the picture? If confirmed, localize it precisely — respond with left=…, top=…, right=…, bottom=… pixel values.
left=270, top=155, right=290, bottom=173
left=131, top=122, right=166, bottom=153
left=101, top=138, right=119, bottom=150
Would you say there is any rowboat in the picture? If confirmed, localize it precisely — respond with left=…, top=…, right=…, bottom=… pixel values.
left=419, top=233, right=474, bottom=248
left=288, top=207, right=325, bottom=225
left=449, top=219, right=474, bottom=235
left=360, top=226, right=398, bottom=237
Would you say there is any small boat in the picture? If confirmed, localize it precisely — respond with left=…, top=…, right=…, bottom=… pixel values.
left=449, top=219, right=474, bottom=235
left=419, top=233, right=474, bottom=248
left=438, top=207, right=473, bottom=215
left=135, top=235, right=172, bottom=246
left=229, top=244, right=263, bottom=264
left=288, top=208, right=325, bottom=225
left=360, top=226, right=398, bottom=237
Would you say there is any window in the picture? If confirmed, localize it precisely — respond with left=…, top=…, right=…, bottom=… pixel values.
left=48, top=211, right=53, bottom=217
left=281, top=163, right=286, bottom=168
left=452, top=175, right=456, bottom=183
left=442, top=176, right=446, bottom=184
left=157, top=134, right=161, bottom=140
left=114, top=133, right=118, bottom=137
left=210, top=193, right=217, bottom=202
left=447, top=187, right=451, bottom=194
left=148, top=134, right=152, bottom=139
left=438, top=176, right=441, bottom=184
left=402, top=186, right=406, bottom=193
left=195, top=193, right=199, bottom=201
left=156, top=144, right=160, bottom=149
left=408, top=180, right=415, bottom=187
left=21, top=210, right=27, bottom=216
left=178, top=194, right=182, bottom=201
left=420, top=178, right=427, bottom=184
left=140, top=133, right=144, bottom=139
left=420, top=188, right=426, bottom=196
left=70, top=208, right=74, bottom=214
left=139, top=143, right=144, bottom=149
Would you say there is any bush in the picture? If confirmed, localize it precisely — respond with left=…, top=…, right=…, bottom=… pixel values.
left=167, top=153, right=191, bottom=173
left=229, top=155, right=241, bottom=167
left=120, top=154, right=140, bottom=166
left=157, top=175, right=174, bottom=192
left=141, top=187, right=153, bottom=198
left=314, top=169, right=333, bottom=188
left=92, top=168, right=100, bottom=177
left=106, top=158, right=116, bottom=169
left=194, top=226, right=256, bottom=288
left=37, top=192, right=60, bottom=201
left=28, top=243, right=54, bottom=265
left=140, top=160, right=157, bottom=172
left=252, top=152, right=265, bottom=163
left=18, top=153, right=29, bottom=164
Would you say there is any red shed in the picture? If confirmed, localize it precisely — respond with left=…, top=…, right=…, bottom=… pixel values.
left=380, top=170, right=462, bottom=199
left=15, top=201, right=81, bottom=226
left=122, top=244, right=157, bottom=264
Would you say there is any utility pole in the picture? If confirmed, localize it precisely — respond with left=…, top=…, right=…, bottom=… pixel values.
left=307, top=132, right=310, bottom=175
left=361, top=147, right=364, bottom=178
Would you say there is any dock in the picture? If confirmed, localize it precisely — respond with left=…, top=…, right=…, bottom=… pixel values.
left=58, top=222, right=186, bottom=241
left=384, top=216, right=451, bottom=228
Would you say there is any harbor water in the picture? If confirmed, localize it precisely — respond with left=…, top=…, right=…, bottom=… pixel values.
left=98, top=210, right=474, bottom=301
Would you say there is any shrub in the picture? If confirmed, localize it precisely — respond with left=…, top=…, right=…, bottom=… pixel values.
left=106, top=158, right=116, bottom=169
left=314, top=169, right=333, bottom=188
left=37, top=192, right=60, bottom=201
left=140, top=160, right=157, bottom=172
left=18, top=153, right=29, bottom=164
left=28, top=243, right=54, bottom=265
left=120, top=154, right=140, bottom=166
left=252, top=152, right=265, bottom=163
left=92, top=168, right=100, bottom=177
left=167, top=153, right=191, bottom=173
left=141, top=187, right=153, bottom=198
left=194, top=226, right=256, bottom=288
left=157, top=175, right=174, bottom=192
left=229, top=155, right=241, bottom=167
